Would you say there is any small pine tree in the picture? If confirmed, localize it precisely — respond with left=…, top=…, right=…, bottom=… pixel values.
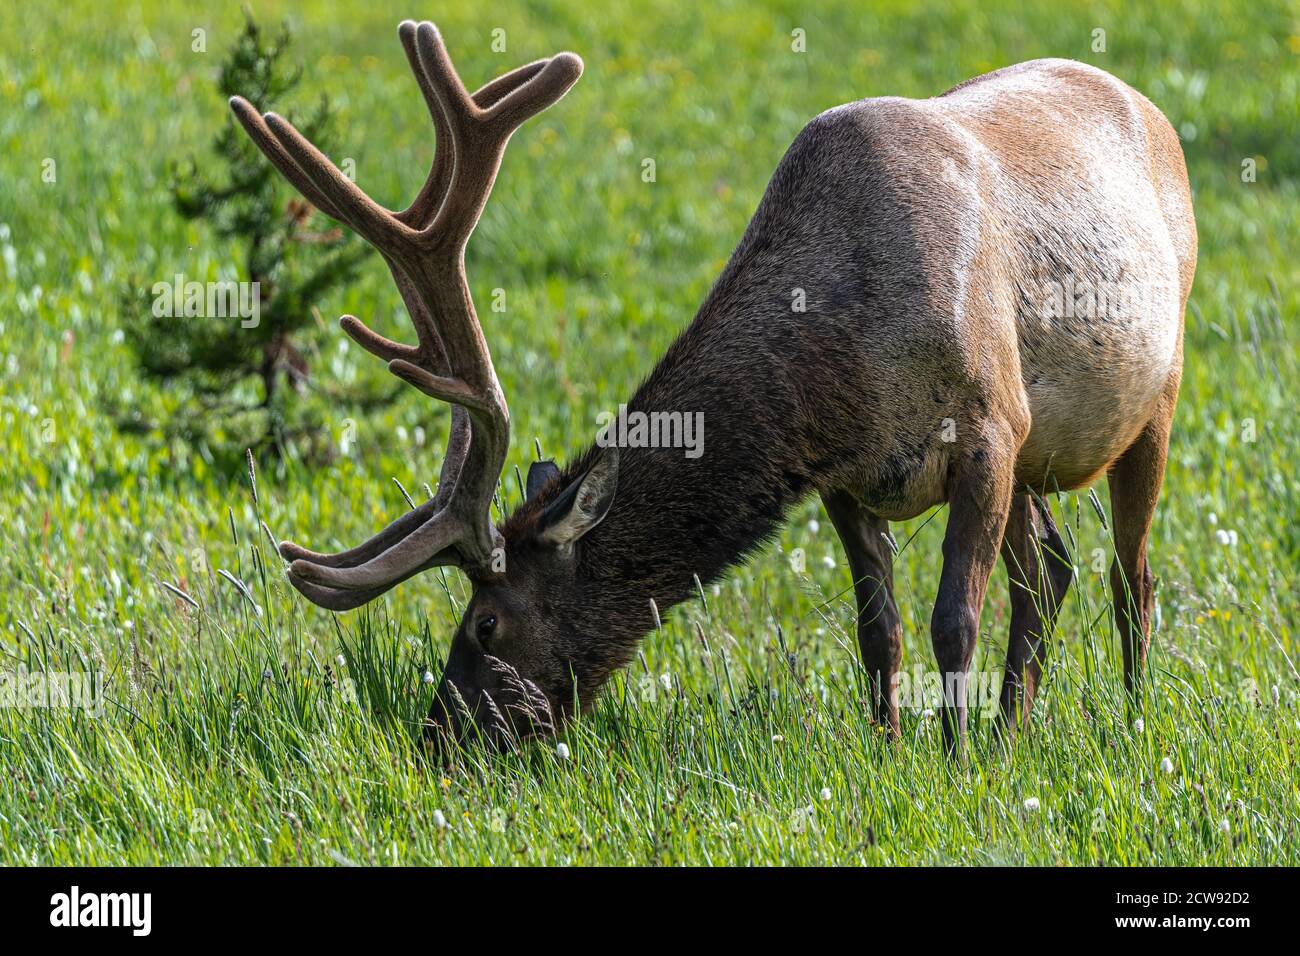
left=122, top=13, right=372, bottom=457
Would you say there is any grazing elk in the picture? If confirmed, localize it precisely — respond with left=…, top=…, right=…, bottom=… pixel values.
left=230, top=21, right=1195, bottom=759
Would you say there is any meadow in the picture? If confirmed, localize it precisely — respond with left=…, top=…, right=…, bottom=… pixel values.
left=0, top=0, right=1297, bottom=865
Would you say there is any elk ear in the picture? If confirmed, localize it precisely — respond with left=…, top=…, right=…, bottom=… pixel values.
left=526, top=460, right=561, bottom=501
left=537, top=448, right=619, bottom=554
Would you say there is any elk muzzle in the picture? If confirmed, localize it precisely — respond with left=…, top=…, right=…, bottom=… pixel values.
left=425, top=660, right=559, bottom=759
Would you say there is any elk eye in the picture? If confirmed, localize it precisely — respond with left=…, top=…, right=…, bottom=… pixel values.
left=476, top=615, right=497, bottom=641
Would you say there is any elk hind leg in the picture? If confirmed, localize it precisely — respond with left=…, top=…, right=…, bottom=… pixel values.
left=1107, top=407, right=1173, bottom=705
left=998, top=492, right=1073, bottom=733
left=932, top=440, right=1016, bottom=761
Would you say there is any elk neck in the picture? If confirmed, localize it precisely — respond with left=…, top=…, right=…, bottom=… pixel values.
left=567, top=270, right=830, bottom=641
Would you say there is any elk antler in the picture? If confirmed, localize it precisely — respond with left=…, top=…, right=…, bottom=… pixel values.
left=229, top=21, right=583, bottom=609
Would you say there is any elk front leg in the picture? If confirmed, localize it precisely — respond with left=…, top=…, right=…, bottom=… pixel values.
left=997, top=493, right=1073, bottom=732
left=932, top=443, right=1015, bottom=760
left=823, top=490, right=902, bottom=736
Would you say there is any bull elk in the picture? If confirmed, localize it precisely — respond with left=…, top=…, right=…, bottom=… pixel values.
left=230, top=21, right=1195, bottom=759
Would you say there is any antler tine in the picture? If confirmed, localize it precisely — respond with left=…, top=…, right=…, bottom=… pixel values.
left=277, top=407, right=470, bottom=569
left=396, top=49, right=554, bottom=227
left=412, top=22, right=479, bottom=127
left=289, top=504, right=468, bottom=590
left=285, top=550, right=448, bottom=610
left=228, top=97, right=345, bottom=221
left=286, top=573, right=393, bottom=612
left=341, top=256, right=440, bottom=363
left=474, top=59, right=552, bottom=109
left=279, top=497, right=439, bottom=570
left=479, top=52, right=584, bottom=138
left=413, top=22, right=584, bottom=249
left=231, top=99, right=438, bottom=369
left=260, top=112, right=420, bottom=249
left=394, top=19, right=455, bottom=228
left=231, top=96, right=416, bottom=251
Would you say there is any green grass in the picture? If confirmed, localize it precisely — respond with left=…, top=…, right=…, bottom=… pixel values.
left=1, top=0, right=1298, bottom=865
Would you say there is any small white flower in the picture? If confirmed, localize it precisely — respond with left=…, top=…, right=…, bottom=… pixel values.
left=819, top=787, right=832, bottom=802
left=1133, top=718, right=1145, bottom=734
left=821, top=555, right=836, bottom=569
left=335, top=654, right=346, bottom=668
left=920, top=708, right=934, bottom=719
left=807, top=519, right=820, bottom=534
left=1219, top=818, right=1231, bottom=835
left=1215, top=529, right=1238, bottom=547
left=432, top=810, right=447, bottom=829
left=555, top=742, right=570, bottom=760
left=1207, top=511, right=1218, bottom=526
left=422, top=670, right=435, bottom=685
left=1160, top=757, right=1174, bottom=775
left=771, top=734, right=784, bottom=743
left=1272, top=685, right=1281, bottom=706
left=659, top=673, right=673, bottom=691
left=1023, top=797, right=1040, bottom=812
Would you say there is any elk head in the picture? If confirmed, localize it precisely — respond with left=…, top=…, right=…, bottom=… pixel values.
left=230, top=21, right=603, bottom=751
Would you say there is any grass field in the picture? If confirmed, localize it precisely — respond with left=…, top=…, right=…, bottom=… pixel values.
left=1, top=0, right=1298, bottom=865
